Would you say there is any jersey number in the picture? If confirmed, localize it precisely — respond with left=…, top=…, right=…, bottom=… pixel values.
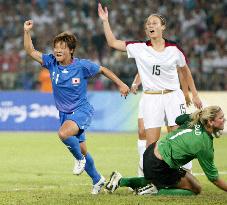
left=180, top=104, right=186, bottom=114
left=52, top=72, right=59, bottom=84
left=152, top=65, right=160, bottom=75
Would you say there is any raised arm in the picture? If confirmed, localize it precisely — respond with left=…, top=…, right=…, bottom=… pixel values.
left=181, top=64, right=202, bottom=109
left=24, top=20, right=43, bottom=64
left=98, top=3, right=126, bottom=51
left=131, top=73, right=141, bottom=94
left=178, top=68, right=192, bottom=107
left=99, top=66, right=130, bottom=97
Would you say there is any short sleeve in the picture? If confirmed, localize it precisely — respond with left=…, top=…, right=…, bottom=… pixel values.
left=42, top=54, right=56, bottom=70
left=80, top=59, right=100, bottom=78
left=176, top=47, right=187, bottom=68
left=126, top=41, right=137, bottom=58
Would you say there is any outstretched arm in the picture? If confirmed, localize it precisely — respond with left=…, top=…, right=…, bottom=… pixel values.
left=99, top=66, right=130, bottom=97
left=178, top=68, right=192, bottom=107
left=98, top=3, right=126, bottom=51
left=24, top=20, right=43, bottom=64
left=130, top=73, right=141, bottom=94
left=212, top=178, right=227, bottom=192
left=181, top=64, right=202, bottom=109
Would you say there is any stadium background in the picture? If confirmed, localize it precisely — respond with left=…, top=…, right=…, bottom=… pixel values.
left=0, top=0, right=227, bottom=132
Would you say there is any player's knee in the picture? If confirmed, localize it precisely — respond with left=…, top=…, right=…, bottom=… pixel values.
left=184, top=173, right=202, bottom=195
left=58, top=129, right=68, bottom=140
left=80, top=146, right=87, bottom=156
left=190, top=183, right=202, bottom=195
left=194, top=184, right=202, bottom=194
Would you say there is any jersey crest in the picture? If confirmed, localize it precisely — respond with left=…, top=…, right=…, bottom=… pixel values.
left=62, top=69, right=69, bottom=74
left=72, top=78, right=80, bottom=85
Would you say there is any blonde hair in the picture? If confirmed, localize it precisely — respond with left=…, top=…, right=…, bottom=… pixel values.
left=189, top=106, right=222, bottom=128
left=144, top=14, right=166, bottom=28
left=189, top=105, right=221, bottom=127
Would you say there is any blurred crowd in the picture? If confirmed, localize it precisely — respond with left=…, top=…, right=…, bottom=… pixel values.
left=1, top=0, right=227, bottom=91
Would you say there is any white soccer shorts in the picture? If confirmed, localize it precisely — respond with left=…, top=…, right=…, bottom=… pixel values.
left=138, top=94, right=144, bottom=119
left=142, top=89, right=186, bottom=129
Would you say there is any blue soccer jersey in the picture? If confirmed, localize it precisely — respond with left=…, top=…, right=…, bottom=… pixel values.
left=42, top=54, right=100, bottom=113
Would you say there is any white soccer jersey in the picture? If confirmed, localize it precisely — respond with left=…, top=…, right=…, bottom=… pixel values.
left=126, top=40, right=187, bottom=91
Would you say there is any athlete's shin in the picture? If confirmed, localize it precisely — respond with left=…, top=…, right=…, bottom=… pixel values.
left=84, top=153, right=101, bottom=185
left=62, top=136, right=84, bottom=160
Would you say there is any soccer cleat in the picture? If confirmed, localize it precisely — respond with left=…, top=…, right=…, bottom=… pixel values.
left=72, top=157, right=86, bottom=175
left=105, top=171, right=122, bottom=193
left=91, top=176, right=106, bottom=195
left=136, top=184, right=158, bottom=195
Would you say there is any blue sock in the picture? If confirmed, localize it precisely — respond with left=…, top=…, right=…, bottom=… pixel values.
left=62, top=136, right=83, bottom=160
left=85, top=153, right=101, bottom=184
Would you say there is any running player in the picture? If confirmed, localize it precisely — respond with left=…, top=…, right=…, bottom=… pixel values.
left=24, top=20, right=130, bottom=194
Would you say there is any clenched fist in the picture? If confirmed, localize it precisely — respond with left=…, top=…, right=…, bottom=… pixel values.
left=24, top=20, right=33, bottom=32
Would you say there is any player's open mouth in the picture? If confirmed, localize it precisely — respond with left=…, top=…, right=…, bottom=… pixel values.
left=150, top=30, right=154, bottom=33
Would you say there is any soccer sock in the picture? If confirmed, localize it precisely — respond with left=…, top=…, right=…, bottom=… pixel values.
left=137, top=139, right=146, bottom=176
left=84, top=153, right=101, bottom=185
left=62, top=136, right=84, bottom=160
left=137, top=139, right=146, bottom=158
left=157, top=188, right=196, bottom=196
left=119, top=177, right=150, bottom=189
left=138, top=158, right=144, bottom=177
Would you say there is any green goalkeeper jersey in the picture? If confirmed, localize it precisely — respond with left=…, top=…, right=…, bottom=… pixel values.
left=158, top=114, right=219, bottom=182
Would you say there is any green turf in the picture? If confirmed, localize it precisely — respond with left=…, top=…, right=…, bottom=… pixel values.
left=0, top=132, right=227, bottom=205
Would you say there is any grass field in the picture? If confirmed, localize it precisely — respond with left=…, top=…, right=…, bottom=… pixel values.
left=0, top=132, right=227, bottom=205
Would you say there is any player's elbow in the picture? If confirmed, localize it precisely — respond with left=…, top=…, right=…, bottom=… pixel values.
left=99, top=66, right=108, bottom=75
left=106, top=37, right=121, bottom=48
left=107, top=40, right=116, bottom=48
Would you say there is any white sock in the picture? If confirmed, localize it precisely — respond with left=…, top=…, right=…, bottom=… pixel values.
left=137, top=139, right=146, bottom=176
left=137, top=139, right=146, bottom=157
left=182, top=161, right=193, bottom=173
left=138, top=157, right=144, bottom=177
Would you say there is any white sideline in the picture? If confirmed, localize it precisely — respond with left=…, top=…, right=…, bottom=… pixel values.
left=193, top=171, right=227, bottom=176
left=0, top=184, right=91, bottom=192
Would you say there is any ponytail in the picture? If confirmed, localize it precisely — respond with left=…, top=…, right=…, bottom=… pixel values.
left=188, top=109, right=203, bottom=127
left=189, top=106, right=221, bottom=128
